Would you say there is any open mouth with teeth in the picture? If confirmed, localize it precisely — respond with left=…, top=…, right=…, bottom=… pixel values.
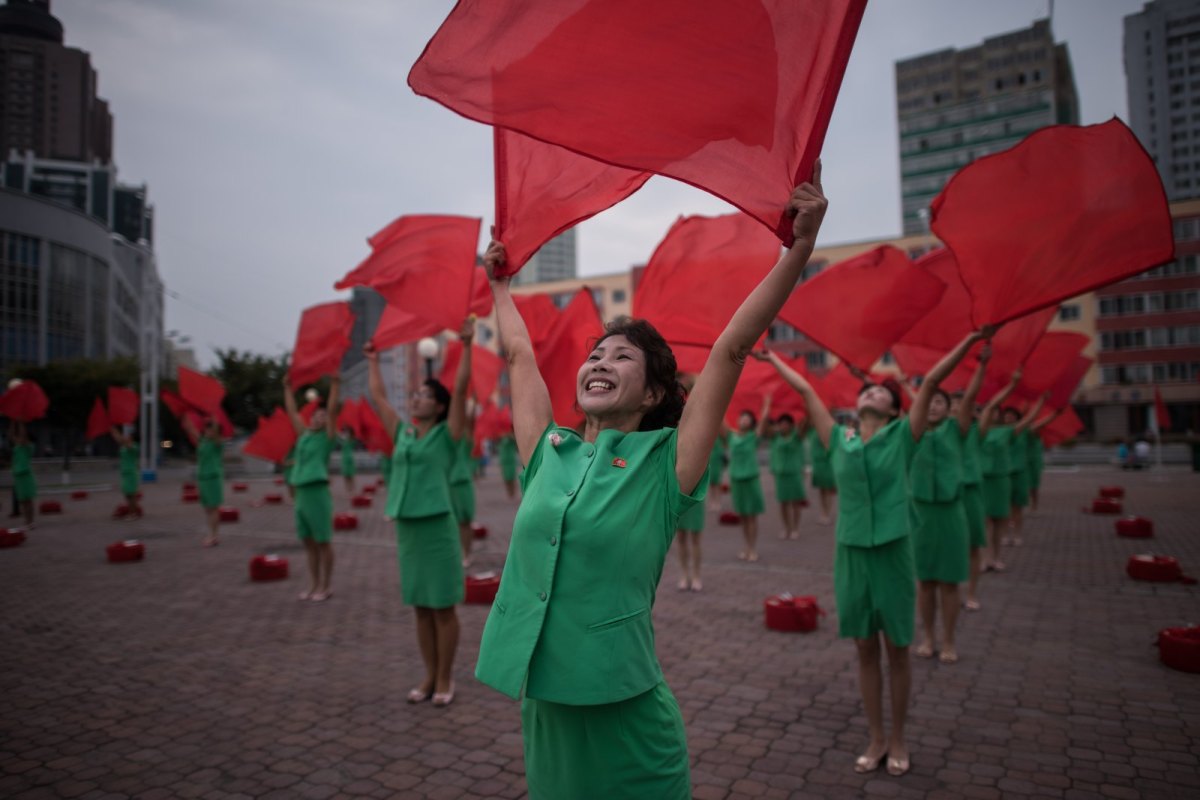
left=585, top=379, right=615, bottom=393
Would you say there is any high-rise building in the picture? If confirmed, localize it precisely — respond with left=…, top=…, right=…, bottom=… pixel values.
left=510, top=228, right=577, bottom=287
left=0, top=0, right=112, bottom=164
left=895, top=19, right=1079, bottom=235
left=1124, top=0, right=1200, bottom=201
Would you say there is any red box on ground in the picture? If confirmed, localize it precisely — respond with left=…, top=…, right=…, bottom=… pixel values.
left=0, top=529, right=26, bottom=548
left=70, top=490, right=88, bottom=500
left=719, top=510, right=741, bottom=525
left=1115, top=516, right=1154, bottom=538
left=249, top=555, right=288, bottom=582
left=1099, top=486, right=1125, bottom=498
left=39, top=500, right=62, bottom=514
left=232, top=483, right=248, bottom=492
left=219, top=507, right=240, bottom=522
left=1091, top=497, right=1122, bottom=514
left=1158, top=626, right=1200, bottom=673
left=106, top=540, right=144, bottom=563
left=471, top=522, right=488, bottom=540
left=465, top=573, right=500, bottom=604
left=263, top=494, right=283, bottom=505
left=351, top=495, right=371, bottom=508
left=1127, top=554, right=1183, bottom=583
left=764, top=595, right=825, bottom=632
left=334, top=512, right=358, bottom=531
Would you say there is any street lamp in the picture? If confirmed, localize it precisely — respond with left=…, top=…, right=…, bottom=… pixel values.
left=417, top=337, right=439, bottom=380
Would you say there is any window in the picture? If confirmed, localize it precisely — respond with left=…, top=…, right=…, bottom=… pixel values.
left=805, top=351, right=828, bottom=370
left=1059, top=304, right=1081, bottom=321
left=611, top=289, right=626, bottom=304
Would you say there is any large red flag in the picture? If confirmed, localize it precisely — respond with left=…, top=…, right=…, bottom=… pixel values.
left=899, top=249, right=976, bottom=351
left=243, top=408, right=298, bottom=464
left=1013, top=332, right=1091, bottom=397
left=930, top=119, right=1175, bottom=327
left=336, top=398, right=362, bottom=437
left=177, top=366, right=225, bottom=416
left=468, top=266, right=494, bottom=318
left=512, top=293, right=561, bottom=348
left=409, top=0, right=865, bottom=244
left=1154, top=387, right=1171, bottom=432
left=288, top=301, right=355, bottom=388
left=778, top=246, right=947, bottom=373
left=336, top=214, right=481, bottom=335
left=1040, top=405, right=1084, bottom=448
left=808, top=362, right=862, bottom=410
left=1046, top=355, right=1093, bottom=411
left=978, top=307, right=1058, bottom=401
left=633, top=213, right=782, bottom=348
left=358, top=401, right=394, bottom=456
left=370, top=303, right=442, bottom=351
left=725, top=356, right=809, bottom=428
left=86, top=397, right=110, bottom=441
left=537, top=288, right=604, bottom=426
left=493, top=127, right=651, bottom=277
left=438, top=340, right=505, bottom=404
left=107, top=386, right=139, bottom=425
left=0, top=380, right=49, bottom=422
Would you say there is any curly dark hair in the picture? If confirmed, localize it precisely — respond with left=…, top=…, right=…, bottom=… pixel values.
left=425, top=378, right=451, bottom=423
left=590, top=317, right=685, bottom=431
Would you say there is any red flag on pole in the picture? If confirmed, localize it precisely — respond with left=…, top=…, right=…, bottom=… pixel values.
left=512, top=293, right=561, bottom=348
left=177, top=366, right=225, bottom=417
left=930, top=119, right=1175, bottom=327
left=288, top=301, right=355, bottom=388
left=107, top=386, right=139, bottom=425
left=409, top=0, right=866, bottom=245
left=86, top=397, right=110, bottom=440
left=1154, top=387, right=1171, bottom=432
left=370, top=303, right=442, bottom=351
left=537, top=288, right=604, bottom=427
left=243, top=408, right=298, bottom=464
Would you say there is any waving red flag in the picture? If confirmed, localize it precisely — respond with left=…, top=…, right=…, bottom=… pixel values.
left=512, top=293, right=561, bottom=348
left=336, top=397, right=362, bottom=436
left=0, top=380, right=49, bottom=422
left=160, top=388, right=193, bottom=420
left=978, top=307, right=1058, bottom=401
left=1154, top=387, right=1171, bottom=432
left=1040, top=405, right=1084, bottom=448
left=930, top=119, right=1174, bottom=327
left=778, top=246, right=947, bottom=373
left=634, top=213, right=782, bottom=348
left=358, top=401, right=394, bottom=456
left=1046, top=355, right=1093, bottom=411
left=493, top=127, right=651, bottom=277
left=808, top=362, right=861, bottom=410
left=288, top=301, right=355, bottom=388
left=438, top=340, right=505, bottom=404
left=725, top=356, right=809, bottom=427
left=177, top=366, right=225, bottom=416
left=1014, top=332, right=1091, bottom=397
left=107, top=386, right=139, bottom=425
left=900, top=249, right=977, bottom=350
left=410, top=0, right=865, bottom=245
left=370, top=304, right=441, bottom=351
left=537, top=288, right=604, bottom=426
left=468, top=266, right=494, bottom=318
left=86, top=397, right=111, bottom=440
left=243, top=408, right=298, bottom=464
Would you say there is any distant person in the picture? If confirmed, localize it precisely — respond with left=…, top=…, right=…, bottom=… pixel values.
left=183, top=416, right=225, bottom=547
left=10, top=421, right=35, bottom=528
left=1134, top=437, right=1151, bottom=469
left=111, top=426, right=143, bottom=519
left=1117, top=440, right=1130, bottom=470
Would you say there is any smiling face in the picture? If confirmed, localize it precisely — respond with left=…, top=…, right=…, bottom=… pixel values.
left=577, top=334, right=657, bottom=421
left=857, top=384, right=897, bottom=418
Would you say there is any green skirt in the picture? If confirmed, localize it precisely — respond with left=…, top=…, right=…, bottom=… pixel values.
left=834, top=536, right=915, bottom=646
left=677, top=500, right=705, bottom=533
left=341, top=456, right=356, bottom=478
left=395, top=513, right=464, bottom=609
left=295, top=483, right=333, bottom=543
left=1009, top=469, right=1030, bottom=509
left=811, top=460, right=836, bottom=490
left=14, top=472, right=36, bottom=502
left=771, top=470, right=807, bottom=503
left=962, top=483, right=986, bottom=549
left=729, top=476, right=764, bottom=517
left=120, top=469, right=139, bottom=498
left=981, top=474, right=1011, bottom=520
left=450, top=480, right=475, bottom=524
left=521, top=681, right=690, bottom=800
left=199, top=476, right=223, bottom=510
left=1026, top=460, right=1043, bottom=490
left=912, top=498, right=969, bottom=583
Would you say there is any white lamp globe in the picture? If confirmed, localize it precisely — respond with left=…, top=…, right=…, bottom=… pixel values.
left=417, top=337, right=440, bottom=361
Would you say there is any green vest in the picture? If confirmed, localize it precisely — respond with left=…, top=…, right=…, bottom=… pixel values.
left=909, top=420, right=964, bottom=503
left=196, top=438, right=223, bottom=480
left=961, top=422, right=983, bottom=486
left=768, top=431, right=804, bottom=477
left=119, top=445, right=139, bottom=479
left=385, top=421, right=455, bottom=519
left=830, top=417, right=917, bottom=548
left=728, top=430, right=759, bottom=480
left=475, top=424, right=705, bottom=705
left=12, top=443, right=32, bottom=476
left=981, top=425, right=1013, bottom=477
left=449, top=437, right=474, bottom=484
left=291, top=430, right=333, bottom=487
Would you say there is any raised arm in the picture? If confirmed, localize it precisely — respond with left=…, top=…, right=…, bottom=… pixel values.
left=447, top=317, right=474, bottom=442
left=281, top=375, right=304, bottom=435
left=110, top=426, right=132, bottom=448
left=755, top=392, right=773, bottom=439
left=979, top=369, right=1021, bottom=435
left=484, top=242, right=554, bottom=463
left=325, top=375, right=340, bottom=438
left=1031, top=404, right=1061, bottom=433
left=957, top=343, right=991, bottom=434
left=676, top=165, right=828, bottom=494
left=1014, top=392, right=1047, bottom=434
left=180, top=414, right=199, bottom=444
left=755, top=350, right=835, bottom=449
left=910, top=331, right=983, bottom=440
left=364, top=343, right=400, bottom=440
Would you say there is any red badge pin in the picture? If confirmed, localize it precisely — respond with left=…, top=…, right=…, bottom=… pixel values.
left=612, top=457, right=626, bottom=468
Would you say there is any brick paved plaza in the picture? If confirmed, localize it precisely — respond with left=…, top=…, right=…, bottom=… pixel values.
left=2, top=464, right=1199, bottom=799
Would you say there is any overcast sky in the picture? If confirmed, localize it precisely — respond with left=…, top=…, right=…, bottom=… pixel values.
left=53, top=0, right=1147, bottom=366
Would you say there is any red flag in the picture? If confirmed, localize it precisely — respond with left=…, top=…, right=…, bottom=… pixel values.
left=808, top=362, right=861, bottom=410
left=160, top=388, right=195, bottom=421
left=177, top=366, right=225, bottom=416
left=1040, top=405, right=1084, bottom=448
left=409, top=0, right=865, bottom=244
left=0, top=380, right=49, bottom=422
left=513, top=293, right=561, bottom=347
left=336, top=214, right=481, bottom=334
left=438, top=340, right=505, bottom=404
left=1046, top=356, right=1093, bottom=411
left=288, top=301, right=355, bottom=388
left=1154, top=387, right=1171, bottom=432
left=778, top=246, right=947, bottom=373
left=336, top=398, right=362, bottom=436
left=725, top=356, right=809, bottom=427
left=1013, top=332, right=1091, bottom=397
left=370, top=303, right=442, bottom=350
left=978, top=308, right=1058, bottom=401
left=493, top=127, right=651, bottom=277
left=107, top=386, right=139, bottom=425
left=633, top=213, right=782, bottom=348
left=930, top=119, right=1175, bottom=327
left=358, top=401, right=394, bottom=456
left=899, top=249, right=977, bottom=351
left=243, top=407, right=298, bottom=464
left=86, top=397, right=110, bottom=440
left=537, top=288, right=604, bottom=426
left=468, top=266, right=494, bottom=318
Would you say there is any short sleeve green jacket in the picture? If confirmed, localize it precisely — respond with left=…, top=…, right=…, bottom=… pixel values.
left=475, top=424, right=706, bottom=706
left=909, top=420, right=964, bottom=503
left=449, top=437, right=474, bottom=485
left=196, top=438, right=223, bottom=480
left=961, top=422, right=983, bottom=486
left=768, top=431, right=805, bottom=477
left=291, top=430, right=334, bottom=487
left=830, top=416, right=918, bottom=549
left=386, top=420, right=455, bottom=520
left=728, top=431, right=759, bottom=480
left=981, top=425, right=1013, bottom=477
left=12, top=443, right=32, bottom=476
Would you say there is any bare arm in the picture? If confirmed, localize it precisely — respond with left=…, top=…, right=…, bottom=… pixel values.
left=755, top=393, right=773, bottom=438
left=110, top=426, right=132, bottom=448
left=979, top=369, right=1020, bottom=436
left=325, top=376, right=340, bottom=438
left=1031, top=404, right=1060, bottom=433
left=364, top=343, right=400, bottom=440
left=957, top=343, right=991, bottom=435
left=1015, top=393, right=1047, bottom=434
left=756, top=350, right=835, bottom=449
left=281, top=376, right=304, bottom=435
left=484, top=242, right=554, bottom=464
left=447, top=317, right=474, bottom=442
left=180, top=415, right=198, bottom=443
left=910, top=331, right=982, bottom=440
left=676, top=166, right=828, bottom=494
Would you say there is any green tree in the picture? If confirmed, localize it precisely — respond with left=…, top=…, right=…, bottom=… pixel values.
left=209, top=349, right=289, bottom=431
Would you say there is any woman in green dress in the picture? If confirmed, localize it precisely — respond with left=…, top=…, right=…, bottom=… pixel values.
left=340, top=428, right=357, bottom=498
left=949, top=348, right=992, bottom=612
left=978, top=374, right=1038, bottom=571
left=497, top=430, right=519, bottom=499
left=1026, top=429, right=1046, bottom=513
left=183, top=416, right=226, bottom=547
left=767, top=413, right=808, bottom=540
left=475, top=171, right=827, bottom=799
left=283, top=375, right=340, bottom=602
left=705, top=431, right=726, bottom=511
left=808, top=426, right=837, bottom=524
left=10, top=421, right=35, bottom=527
left=450, top=428, right=477, bottom=566
left=727, top=394, right=770, bottom=562
left=365, top=319, right=473, bottom=708
left=756, top=329, right=981, bottom=778
left=111, top=426, right=143, bottom=520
